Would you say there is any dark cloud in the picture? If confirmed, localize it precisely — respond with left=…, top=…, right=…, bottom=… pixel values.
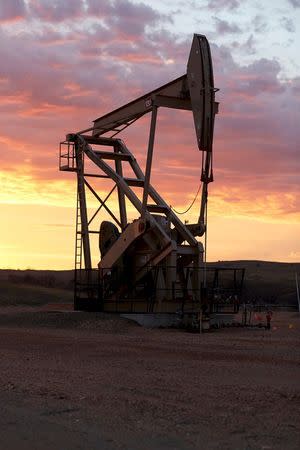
left=287, top=0, right=300, bottom=7
left=210, top=49, right=299, bottom=195
left=252, top=15, right=267, bottom=33
left=237, top=59, right=284, bottom=96
left=86, top=0, right=166, bottom=39
left=214, top=17, right=242, bottom=34
left=231, top=34, right=256, bottom=55
left=0, top=0, right=26, bottom=22
left=280, top=17, right=295, bottom=32
left=207, top=0, right=241, bottom=11
left=100, top=0, right=168, bottom=39
left=87, top=0, right=113, bottom=16
left=28, top=0, right=84, bottom=22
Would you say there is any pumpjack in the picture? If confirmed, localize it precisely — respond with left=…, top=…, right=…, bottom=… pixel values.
left=59, top=34, right=244, bottom=317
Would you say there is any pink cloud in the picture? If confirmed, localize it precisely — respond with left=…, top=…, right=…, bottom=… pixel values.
left=0, top=0, right=26, bottom=23
left=0, top=2, right=299, bottom=224
left=28, top=0, right=84, bottom=22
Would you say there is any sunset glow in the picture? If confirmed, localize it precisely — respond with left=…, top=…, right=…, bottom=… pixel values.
left=0, top=0, right=299, bottom=269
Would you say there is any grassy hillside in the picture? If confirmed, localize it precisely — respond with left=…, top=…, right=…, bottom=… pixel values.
left=0, top=282, right=73, bottom=307
left=0, top=269, right=74, bottom=289
left=0, top=270, right=74, bottom=307
left=210, top=261, right=300, bottom=306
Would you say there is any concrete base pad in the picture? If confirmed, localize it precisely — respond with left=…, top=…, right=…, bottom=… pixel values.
left=122, top=312, right=237, bottom=329
left=121, top=313, right=180, bottom=328
left=210, top=313, right=235, bottom=327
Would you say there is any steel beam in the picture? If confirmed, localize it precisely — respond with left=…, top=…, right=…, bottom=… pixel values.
left=92, top=76, right=188, bottom=136
left=142, top=105, right=158, bottom=218
left=75, top=142, right=92, bottom=270
left=114, top=145, right=127, bottom=229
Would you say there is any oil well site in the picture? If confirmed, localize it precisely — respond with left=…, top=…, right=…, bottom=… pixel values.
left=58, top=34, right=246, bottom=329
left=1, top=32, right=299, bottom=450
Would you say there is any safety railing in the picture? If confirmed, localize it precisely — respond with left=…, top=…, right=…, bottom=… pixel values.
left=59, top=140, right=76, bottom=171
left=73, top=265, right=245, bottom=314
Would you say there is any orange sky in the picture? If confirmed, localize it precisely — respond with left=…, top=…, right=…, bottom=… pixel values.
left=0, top=0, right=299, bottom=269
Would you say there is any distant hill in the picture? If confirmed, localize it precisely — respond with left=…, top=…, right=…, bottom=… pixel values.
left=0, top=261, right=299, bottom=307
left=209, top=261, right=300, bottom=307
left=0, top=269, right=74, bottom=289
left=0, top=270, right=74, bottom=307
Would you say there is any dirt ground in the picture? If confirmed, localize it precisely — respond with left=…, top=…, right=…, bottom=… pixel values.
left=0, top=307, right=299, bottom=450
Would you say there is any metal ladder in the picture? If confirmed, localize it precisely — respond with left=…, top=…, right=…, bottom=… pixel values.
left=74, top=189, right=83, bottom=304
left=75, top=189, right=82, bottom=271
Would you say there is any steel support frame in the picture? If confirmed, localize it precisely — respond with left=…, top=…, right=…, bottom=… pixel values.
left=69, top=118, right=205, bottom=312
left=114, top=144, right=127, bottom=229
